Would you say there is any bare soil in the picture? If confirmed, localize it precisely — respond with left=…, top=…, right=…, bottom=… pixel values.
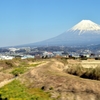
left=0, top=72, right=14, bottom=82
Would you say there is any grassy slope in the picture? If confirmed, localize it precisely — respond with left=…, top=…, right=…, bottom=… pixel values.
left=0, top=80, right=53, bottom=100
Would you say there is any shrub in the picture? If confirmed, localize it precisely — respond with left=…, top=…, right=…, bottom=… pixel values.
left=66, top=64, right=100, bottom=80
left=80, top=66, right=100, bottom=80
left=66, top=64, right=85, bottom=76
left=11, top=67, right=27, bottom=76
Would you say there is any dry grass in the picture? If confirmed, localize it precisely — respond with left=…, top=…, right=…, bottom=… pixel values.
left=66, top=60, right=100, bottom=80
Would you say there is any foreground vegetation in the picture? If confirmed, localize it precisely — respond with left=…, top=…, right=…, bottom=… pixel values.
left=0, top=80, right=54, bottom=100
left=66, top=64, right=100, bottom=80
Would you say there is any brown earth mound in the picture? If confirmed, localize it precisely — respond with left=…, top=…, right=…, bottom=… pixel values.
left=18, top=59, right=100, bottom=100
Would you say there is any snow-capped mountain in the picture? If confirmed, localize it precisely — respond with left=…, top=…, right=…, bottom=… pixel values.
left=71, top=20, right=100, bottom=34
left=29, top=20, right=100, bottom=47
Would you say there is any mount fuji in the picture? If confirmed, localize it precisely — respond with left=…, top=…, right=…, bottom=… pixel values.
left=30, top=20, right=100, bottom=47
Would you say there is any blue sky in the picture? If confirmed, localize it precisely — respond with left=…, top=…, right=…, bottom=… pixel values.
left=0, top=0, right=100, bottom=47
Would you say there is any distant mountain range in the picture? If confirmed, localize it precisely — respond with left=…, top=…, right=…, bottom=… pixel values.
left=20, top=20, right=100, bottom=47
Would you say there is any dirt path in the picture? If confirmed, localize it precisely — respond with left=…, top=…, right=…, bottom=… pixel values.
left=0, top=78, right=15, bottom=88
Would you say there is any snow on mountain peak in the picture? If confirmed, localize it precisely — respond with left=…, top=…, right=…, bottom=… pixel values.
left=71, top=20, right=100, bottom=34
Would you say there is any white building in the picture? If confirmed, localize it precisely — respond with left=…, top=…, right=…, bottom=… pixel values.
left=21, top=55, right=34, bottom=59
left=0, top=56, right=14, bottom=60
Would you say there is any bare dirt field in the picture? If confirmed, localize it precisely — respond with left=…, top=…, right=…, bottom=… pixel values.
left=67, top=59, right=100, bottom=68
left=81, top=60, right=100, bottom=68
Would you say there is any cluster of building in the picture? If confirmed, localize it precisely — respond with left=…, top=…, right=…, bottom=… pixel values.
left=0, top=47, right=100, bottom=60
left=0, top=47, right=34, bottom=60
left=0, top=55, right=34, bottom=60
left=42, top=50, right=100, bottom=60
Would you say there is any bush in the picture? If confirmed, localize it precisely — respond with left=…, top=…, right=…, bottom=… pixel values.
left=66, top=64, right=85, bottom=76
left=11, top=67, right=27, bottom=76
left=66, top=65, right=100, bottom=80
left=80, top=66, right=100, bottom=80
